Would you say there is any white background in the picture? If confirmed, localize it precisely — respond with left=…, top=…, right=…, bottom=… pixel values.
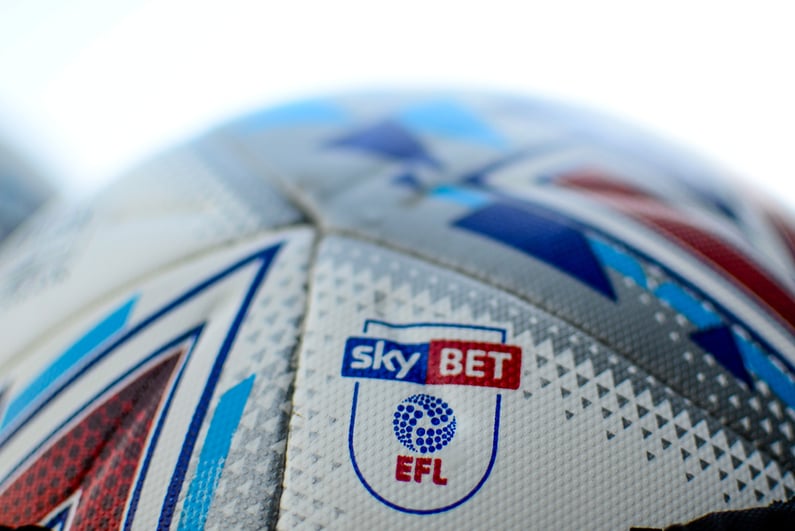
left=1, top=0, right=793, bottom=208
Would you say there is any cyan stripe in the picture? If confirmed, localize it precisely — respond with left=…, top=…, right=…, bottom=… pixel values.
left=431, top=185, right=490, bottom=208
left=589, top=238, right=647, bottom=289
left=178, top=374, right=255, bottom=531
left=653, top=283, right=721, bottom=328
left=399, top=100, right=507, bottom=148
left=735, top=333, right=795, bottom=410
left=1, top=296, right=136, bottom=429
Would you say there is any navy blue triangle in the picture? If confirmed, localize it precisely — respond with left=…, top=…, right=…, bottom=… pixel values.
left=392, top=172, right=423, bottom=190
left=454, top=202, right=616, bottom=300
left=46, top=505, right=71, bottom=531
left=691, top=326, right=754, bottom=389
left=328, top=120, right=439, bottom=168
left=700, top=193, right=738, bottom=221
left=683, top=185, right=739, bottom=222
left=459, top=142, right=562, bottom=186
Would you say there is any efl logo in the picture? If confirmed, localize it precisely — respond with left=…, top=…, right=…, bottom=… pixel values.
left=341, top=338, right=522, bottom=389
left=392, top=394, right=456, bottom=486
left=343, top=320, right=522, bottom=515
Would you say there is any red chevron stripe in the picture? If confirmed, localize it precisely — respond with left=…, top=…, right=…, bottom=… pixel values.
left=557, top=170, right=795, bottom=334
left=0, top=351, right=181, bottom=528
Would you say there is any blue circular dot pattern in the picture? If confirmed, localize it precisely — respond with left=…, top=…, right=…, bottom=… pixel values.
left=392, top=394, right=456, bottom=454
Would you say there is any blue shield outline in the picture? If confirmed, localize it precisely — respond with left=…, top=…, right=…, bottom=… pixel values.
left=347, top=382, right=502, bottom=514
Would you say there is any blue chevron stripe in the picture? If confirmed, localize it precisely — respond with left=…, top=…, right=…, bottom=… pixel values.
left=454, top=201, right=616, bottom=300
left=178, top=374, right=255, bottom=530
left=735, top=333, right=795, bottom=410
left=431, top=185, right=490, bottom=208
left=399, top=100, right=507, bottom=148
left=653, top=283, right=722, bottom=329
left=588, top=238, right=647, bottom=289
left=329, top=120, right=439, bottom=168
left=1, top=296, right=137, bottom=431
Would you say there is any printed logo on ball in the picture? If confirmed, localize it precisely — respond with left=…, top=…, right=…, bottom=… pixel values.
left=342, top=338, right=521, bottom=389
left=342, top=320, right=522, bottom=514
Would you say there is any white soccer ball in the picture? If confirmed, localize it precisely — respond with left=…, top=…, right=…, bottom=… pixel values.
left=0, top=92, right=793, bottom=530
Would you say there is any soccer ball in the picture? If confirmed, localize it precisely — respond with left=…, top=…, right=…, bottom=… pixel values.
left=0, top=92, right=793, bottom=530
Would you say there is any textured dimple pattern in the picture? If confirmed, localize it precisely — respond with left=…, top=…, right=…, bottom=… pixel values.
left=276, top=236, right=795, bottom=530
left=227, top=92, right=795, bottom=474
left=1, top=91, right=795, bottom=530
left=0, top=229, right=312, bottom=530
left=0, top=353, right=180, bottom=528
left=190, top=231, right=311, bottom=530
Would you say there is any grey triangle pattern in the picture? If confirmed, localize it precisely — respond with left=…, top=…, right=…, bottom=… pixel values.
left=415, top=228, right=794, bottom=469
left=321, top=237, right=783, bottom=469
left=278, top=235, right=795, bottom=530
left=222, top=96, right=795, bottom=472
left=170, top=231, right=313, bottom=530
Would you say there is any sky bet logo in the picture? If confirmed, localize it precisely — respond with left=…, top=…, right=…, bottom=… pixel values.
left=344, top=321, right=521, bottom=515
left=342, top=337, right=522, bottom=389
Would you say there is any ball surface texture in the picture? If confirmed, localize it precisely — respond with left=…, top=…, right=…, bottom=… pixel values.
left=0, top=92, right=794, bottom=530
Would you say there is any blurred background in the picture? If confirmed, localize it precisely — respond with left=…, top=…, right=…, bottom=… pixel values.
left=0, top=0, right=793, bottom=207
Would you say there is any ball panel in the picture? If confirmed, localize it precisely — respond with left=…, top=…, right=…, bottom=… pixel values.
left=224, top=93, right=795, bottom=470
left=0, top=91, right=794, bottom=529
left=179, top=229, right=310, bottom=530
left=0, top=134, right=304, bottom=361
left=279, top=235, right=794, bottom=530
left=0, top=228, right=312, bottom=529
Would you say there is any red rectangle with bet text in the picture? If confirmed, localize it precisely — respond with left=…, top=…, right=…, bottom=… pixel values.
left=426, top=340, right=522, bottom=389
